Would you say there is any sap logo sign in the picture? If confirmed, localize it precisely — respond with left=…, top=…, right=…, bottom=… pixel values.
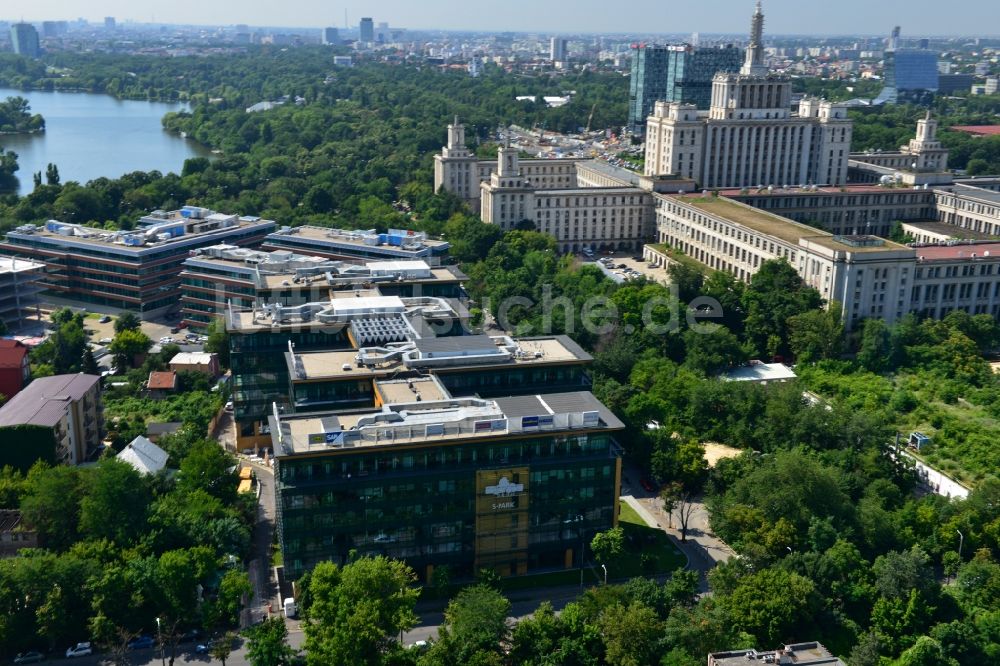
left=484, top=476, right=523, bottom=497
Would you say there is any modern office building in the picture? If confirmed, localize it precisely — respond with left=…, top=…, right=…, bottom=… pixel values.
left=262, top=227, right=450, bottom=266
left=708, top=642, right=844, bottom=666
left=322, top=27, right=339, bottom=45
left=550, top=37, right=567, bottom=62
left=628, top=43, right=742, bottom=135
left=0, top=258, right=44, bottom=333
left=104, top=17, right=116, bottom=31
left=180, top=244, right=465, bottom=331
left=0, top=374, right=103, bottom=468
left=359, top=17, right=374, bottom=43
left=270, top=388, right=624, bottom=581
left=227, top=294, right=468, bottom=450
left=0, top=207, right=276, bottom=317
left=10, top=23, right=41, bottom=58
left=874, top=27, right=939, bottom=105
left=644, top=4, right=852, bottom=188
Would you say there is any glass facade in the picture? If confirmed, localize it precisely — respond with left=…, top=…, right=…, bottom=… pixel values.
left=276, top=431, right=622, bottom=581
left=629, top=44, right=742, bottom=134
left=876, top=50, right=939, bottom=105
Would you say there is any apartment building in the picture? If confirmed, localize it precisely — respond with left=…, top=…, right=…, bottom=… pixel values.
left=0, top=207, right=275, bottom=317
left=0, top=258, right=44, bottom=333
left=0, top=374, right=103, bottom=468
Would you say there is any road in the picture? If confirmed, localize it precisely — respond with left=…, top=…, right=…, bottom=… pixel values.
left=242, top=460, right=279, bottom=629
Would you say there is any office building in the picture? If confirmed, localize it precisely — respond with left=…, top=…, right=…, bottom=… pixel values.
left=0, top=207, right=276, bottom=317
left=262, top=227, right=450, bottom=265
left=0, top=257, right=44, bottom=333
left=271, top=388, right=623, bottom=581
left=359, top=17, right=374, bottom=43
left=104, top=17, right=116, bottom=31
left=0, top=374, right=103, bottom=468
left=550, top=37, right=567, bottom=62
left=938, top=74, right=974, bottom=95
left=226, top=294, right=468, bottom=450
left=180, top=244, right=465, bottom=331
left=10, top=23, right=40, bottom=58
left=0, top=340, right=31, bottom=402
left=644, top=3, right=852, bottom=188
left=322, top=27, right=339, bottom=45
left=709, top=642, right=844, bottom=666
left=628, top=43, right=742, bottom=135
left=41, top=21, right=68, bottom=38
left=874, top=26, right=938, bottom=105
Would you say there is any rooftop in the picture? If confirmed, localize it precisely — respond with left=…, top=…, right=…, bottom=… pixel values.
left=0, top=339, right=29, bottom=369
left=374, top=376, right=451, bottom=405
left=913, top=241, right=1000, bottom=262
left=272, top=390, right=623, bottom=455
left=0, top=374, right=99, bottom=428
left=951, top=125, right=1000, bottom=136
left=0, top=510, right=26, bottom=533
left=289, top=335, right=591, bottom=382
left=723, top=361, right=797, bottom=383
left=0, top=257, right=46, bottom=275
left=4, top=207, right=275, bottom=254
left=170, top=351, right=217, bottom=366
left=227, top=295, right=462, bottom=333
left=709, top=642, right=843, bottom=666
left=677, top=195, right=909, bottom=254
left=147, top=371, right=178, bottom=391
left=578, top=160, right=642, bottom=187
left=117, top=435, right=169, bottom=476
left=900, top=221, right=997, bottom=241
left=266, top=226, right=449, bottom=252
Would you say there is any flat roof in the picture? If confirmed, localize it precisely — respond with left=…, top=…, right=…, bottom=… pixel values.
left=273, top=390, right=622, bottom=455
left=578, top=160, right=642, bottom=186
left=723, top=362, right=797, bottom=383
left=677, top=195, right=909, bottom=253
left=710, top=642, right=843, bottom=666
left=901, top=221, right=997, bottom=240
left=375, top=376, right=450, bottom=404
left=914, top=242, right=1000, bottom=261
left=0, top=374, right=99, bottom=428
left=267, top=226, right=449, bottom=249
left=289, top=335, right=591, bottom=382
left=0, top=257, right=45, bottom=274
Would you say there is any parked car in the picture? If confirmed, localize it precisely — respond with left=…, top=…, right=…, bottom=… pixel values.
left=195, top=641, right=213, bottom=655
left=65, top=643, right=93, bottom=658
left=13, top=651, right=45, bottom=664
left=127, top=636, right=155, bottom=650
left=170, top=327, right=181, bottom=334
left=98, top=315, right=112, bottom=324
left=224, top=401, right=234, bottom=412
left=99, top=337, right=113, bottom=344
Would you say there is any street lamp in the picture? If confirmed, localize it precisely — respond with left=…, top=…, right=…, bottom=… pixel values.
left=601, top=564, right=607, bottom=585
left=155, top=617, right=166, bottom=666
left=957, top=529, right=964, bottom=561
left=575, top=515, right=585, bottom=587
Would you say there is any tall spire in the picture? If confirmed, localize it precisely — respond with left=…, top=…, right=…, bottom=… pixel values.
left=740, top=1, right=767, bottom=76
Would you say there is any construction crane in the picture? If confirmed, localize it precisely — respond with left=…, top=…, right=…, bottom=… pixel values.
left=585, top=103, right=597, bottom=133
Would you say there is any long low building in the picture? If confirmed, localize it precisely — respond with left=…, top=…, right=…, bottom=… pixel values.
left=0, top=206, right=276, bottom=317
left=270, top=389, right=624, bottom=582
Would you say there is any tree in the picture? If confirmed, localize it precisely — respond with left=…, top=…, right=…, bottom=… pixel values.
left=204, top=318, right=230, bottom=369
left=210, top=632, right=237, bottom=666
left=212, top=569, right=252, bottom=628
left=425, top=584, right=511, bottom=665
left=667, top=263, right=704, bottom=303
left=45, top=162, right=60, bottom=186
left=723, top=568, right=818, bottom=645
left=113, top=311, right=141, bottom=334
left=245, top=617, right=295, bottom=666
left=109, top=328, right=152, bottom=369
left=858, top=318, right=892, bottom=373
left=20, top=463, right=83, bottom=550
left=741, top=259, right=822, bottom=358
left=674, top=491, right=698, bottom=543
left=79, top=458, right=151, bottom=545
left=302, top=557, right=419, bottom=666
left=598, top=602, right=663, bottom=666
left=178, top=440, right=239, bottom=504
left=788, top=304, right=844, bottom=362
left=590, top=527, right=625, bottom=567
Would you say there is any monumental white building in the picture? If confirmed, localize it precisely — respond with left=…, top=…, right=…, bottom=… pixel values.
left=644, top=2, right=852, bottom=189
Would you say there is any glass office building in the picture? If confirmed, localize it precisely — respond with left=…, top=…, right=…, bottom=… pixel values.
left=875, top=49, right=939, bottom=105
left=271, top=391, right=624, bottom=582
left=629, top=44, right=742, bottom=135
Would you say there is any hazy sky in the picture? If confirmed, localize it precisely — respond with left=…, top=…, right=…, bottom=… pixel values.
left=13, top=0, right=1000, bottom=36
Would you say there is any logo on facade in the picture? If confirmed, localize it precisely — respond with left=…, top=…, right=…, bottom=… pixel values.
left=484, top=476, right=523, bottom=497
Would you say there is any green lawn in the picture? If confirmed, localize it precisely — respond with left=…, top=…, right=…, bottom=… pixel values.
left=612, top=500, right=686, bottom=580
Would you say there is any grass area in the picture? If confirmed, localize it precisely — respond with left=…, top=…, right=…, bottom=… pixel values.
left=647, top=243, right=710, bottom=277
left=270, top=545, right=283, bottom=568
left=613, top=500, right=686, bottom=580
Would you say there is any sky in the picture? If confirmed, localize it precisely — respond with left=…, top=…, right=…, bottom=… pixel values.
left=12, top=0, right=1000, bottom=37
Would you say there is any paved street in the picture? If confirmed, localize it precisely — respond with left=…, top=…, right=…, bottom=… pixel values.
left=242, top=460, right=280, bottom=629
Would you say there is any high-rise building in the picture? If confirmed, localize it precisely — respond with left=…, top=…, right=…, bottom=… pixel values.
left=628, top=43, right=742, bottom=135
left=359, top=17, right=374, bottom=43
left=875, top=26, right=939, bottom=105
left=322, top=27, right=339, bottom=45
left=550, top=37, right=567, bottom=62
left=104, top=17, right=116, bottom=31
left=10, top=23, right=40, bottom=58
left=41, top=21, right=68, bottom=38
left=644, top=2, right=852, bottom=188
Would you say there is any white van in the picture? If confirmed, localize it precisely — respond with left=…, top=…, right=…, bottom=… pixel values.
left=283, top=597, right=297, bottom=619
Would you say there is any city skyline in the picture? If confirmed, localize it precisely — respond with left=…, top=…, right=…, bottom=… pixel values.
left=10, top=0, right=1000, bottom=37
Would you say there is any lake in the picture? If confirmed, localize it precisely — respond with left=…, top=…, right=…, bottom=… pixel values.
left=0, top=87, right=213, bottom=195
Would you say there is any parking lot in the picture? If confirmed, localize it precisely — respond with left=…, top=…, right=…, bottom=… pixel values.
left=584, top=253, right=670, bottom=286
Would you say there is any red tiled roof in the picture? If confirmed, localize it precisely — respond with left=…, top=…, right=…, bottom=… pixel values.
left=915, top=242, right=1000, bottom=261
left=147, top=371, right=177, bottom=391
left=0, top=340, right=29, bottom=369
left=951, top=125, right=1000, bottom=136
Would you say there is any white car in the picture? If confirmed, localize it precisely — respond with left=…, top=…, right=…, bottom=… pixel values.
left=66, top=642, right=93, bottom=658
left=99, top=337, right=113, bottom=344
left=159, top=336, right=173, bottom=344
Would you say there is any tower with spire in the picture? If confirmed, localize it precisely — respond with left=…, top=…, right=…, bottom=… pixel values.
left=434, top=116, right=482, bottom=209
left=741, top=1, right=767, bottom=76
